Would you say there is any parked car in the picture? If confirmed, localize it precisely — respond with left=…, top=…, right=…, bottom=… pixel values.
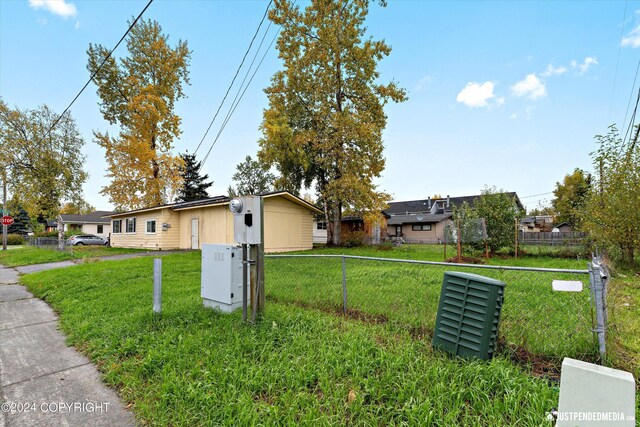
left=67, top=235, right=108, bottom=246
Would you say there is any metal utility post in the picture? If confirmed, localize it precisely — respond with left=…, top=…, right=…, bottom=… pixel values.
left=242, top=244, right=248, bottom=321
left=2, top=171, right=7, bottom=251
left=153, top=258, right=162, bottom=313
left=514, top=217, right=519, bottom=259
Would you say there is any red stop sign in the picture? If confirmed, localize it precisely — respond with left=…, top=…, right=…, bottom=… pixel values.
left=1, top=216, right=14, bottom=226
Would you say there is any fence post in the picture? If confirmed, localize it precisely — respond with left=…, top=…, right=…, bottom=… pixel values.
left=589, top=260, right=606, bottom=359
left=342, top=256, right=347, bottom=315
left=153, top=258, right=162, bottom=314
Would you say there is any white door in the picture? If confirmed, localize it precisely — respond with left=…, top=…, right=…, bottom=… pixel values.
left=191, top=218, right=199, bottom=249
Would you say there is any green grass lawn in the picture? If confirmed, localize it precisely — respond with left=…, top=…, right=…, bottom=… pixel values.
left=0, top=246, right=147, bottom=267
left=20, top=252, right=571, bottom=426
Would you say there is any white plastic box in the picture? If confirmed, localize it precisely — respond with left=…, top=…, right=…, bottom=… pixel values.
left=201, top=244, right=244, bottom=312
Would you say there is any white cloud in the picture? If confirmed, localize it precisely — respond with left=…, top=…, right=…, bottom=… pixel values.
left=456, top=81, right=497, bottom=108
left=414, top=75, right=432, bottom=91
left=572, top=56, right=598, bottom=74
left=511, top=74, right=546, bottom=100
left=541, top=64, right=568, bottom=77
left=75, top=20, right=80, bottom=29
left=509, top=113, right=518, bottom=120
left=29, top=0, right=77, bottom=18
left=622, top=12, right=640, bottom=48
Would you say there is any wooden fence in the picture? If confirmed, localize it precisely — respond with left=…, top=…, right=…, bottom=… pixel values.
left=519, top=231, right=587, bottom=247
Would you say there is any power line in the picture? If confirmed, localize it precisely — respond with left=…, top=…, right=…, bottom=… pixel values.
left=37, top=0, right=154, bottom=145
left=201, top=22, right=278, bottom=167
left=520, top=192, right=553, bottom=199
left=621, top=59, right=640, bottom=141
left=194, top=0, right=273, bottom=155
left=608, top=0, right=628, bottom=121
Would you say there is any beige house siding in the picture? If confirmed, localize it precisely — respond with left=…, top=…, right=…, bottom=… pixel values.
left=264, top=196, right=314, bottom=252
left=160, top=209, right=181, bottom=249
left=110, top=208, right=178, bottom=250
left=388, top=222, right=446, bottom=244
left=177, top=206, right=233, bottom=249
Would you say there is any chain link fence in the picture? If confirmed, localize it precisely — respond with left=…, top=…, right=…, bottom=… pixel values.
left=27, top=236, right=71, bottom=251
left=265, top=254, right=599, bottom=361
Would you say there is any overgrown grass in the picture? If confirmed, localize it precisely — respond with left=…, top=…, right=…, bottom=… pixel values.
left=0, top=246, right=146, bottom=267
left=607, top=268, right=640, bottom=380
left=21, top=252, right=567, bottom=426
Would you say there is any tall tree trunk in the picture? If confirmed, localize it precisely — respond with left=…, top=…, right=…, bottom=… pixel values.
left=332, top=201, right=342, bottom=246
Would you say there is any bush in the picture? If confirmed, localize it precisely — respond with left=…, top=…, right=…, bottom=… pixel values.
left=34, top=231, right=59, bottom=238
left=6, top=234, right=25, bottom=245
left=341, top=230, right=367, bottom=247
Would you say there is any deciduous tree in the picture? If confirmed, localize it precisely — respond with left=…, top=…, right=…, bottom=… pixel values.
left=229, top=155, right=275, bottom=196
left=583, top=125, right=640, bottom=266
left=258, top=0, right=406, bottom=245
left=474, top=187, right=520, bottom=255
left=0, top=99, right=88, bottom=220
left=176, top=152, right=213, bottom=202
left=552, top=168, right=591, bottom=227
left=87, top=19, right=190, bottom=209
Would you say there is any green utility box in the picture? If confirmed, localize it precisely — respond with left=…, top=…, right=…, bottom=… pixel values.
left=432, top=271, right=505, bottom=360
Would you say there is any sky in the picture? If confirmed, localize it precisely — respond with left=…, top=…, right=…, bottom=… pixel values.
left=1, top=0, right=639, bottom=212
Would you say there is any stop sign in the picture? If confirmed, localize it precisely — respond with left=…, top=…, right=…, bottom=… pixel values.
left=1, top=216, right=14, bottom=226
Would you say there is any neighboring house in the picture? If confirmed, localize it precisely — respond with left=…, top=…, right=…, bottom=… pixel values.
left=313, top=219, right=328, bottom=244
left=384, top=193, right=523, bottom=244
left=520, top=215, right=554, bottom=232
left=106, top=191, right=322, bottom=253
left=553, top=222, right=573, bottom=233
left=313, top=213, right=389, bottom=245
left=44, top=220, right=58, bottom=232
left=58, top=211, right=113, bottom=239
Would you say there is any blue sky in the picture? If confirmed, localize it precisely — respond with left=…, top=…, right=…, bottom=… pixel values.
left=1, top=0, right=639, bottom=211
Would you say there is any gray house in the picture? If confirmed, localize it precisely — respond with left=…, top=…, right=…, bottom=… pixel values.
left=384, top=193, right=523, bottom=244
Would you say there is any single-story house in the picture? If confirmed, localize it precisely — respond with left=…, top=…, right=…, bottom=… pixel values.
left=44, top=220, right=58, bottom=232
left=313, top=213, right=389, bottom=245
left=105, top=191, right=322, bottom=253
left=384, top=193, right=523, bottom=244
left=58, top=211, right=113, bottom=239
left=553, top=222, right=573, bottom=233
left=520, top=215, right=554, bottom=233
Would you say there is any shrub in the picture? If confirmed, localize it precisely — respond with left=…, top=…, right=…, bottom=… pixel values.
left=341, top=230, right=367, bottom=247
left=6, top=234, right=25, bottom=245
left=34, top=231, right=59, bottom=238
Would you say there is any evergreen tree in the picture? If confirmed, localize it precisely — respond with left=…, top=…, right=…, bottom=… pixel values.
left=176, top=153, right=213, bottom=202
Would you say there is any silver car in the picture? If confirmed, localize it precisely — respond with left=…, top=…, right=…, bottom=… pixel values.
left=67, top=235, right=108, bottom=246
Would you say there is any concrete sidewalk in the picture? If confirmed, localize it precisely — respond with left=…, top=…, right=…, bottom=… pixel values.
left=13, top=250, right=180, bottom=275
left=0, top=265, right=136, bottom=427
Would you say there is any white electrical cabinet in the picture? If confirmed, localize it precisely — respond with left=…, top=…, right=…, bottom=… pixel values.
left=201, top=244, right=244, bottom=312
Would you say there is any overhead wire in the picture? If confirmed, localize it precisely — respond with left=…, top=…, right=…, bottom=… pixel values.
left=608, top=0, right=629, bottom=121
left=201, top=22, right=278, bottom=166
left=35, top=0, right=154, bottom=145
left=194, top=0, right=274, bottom=155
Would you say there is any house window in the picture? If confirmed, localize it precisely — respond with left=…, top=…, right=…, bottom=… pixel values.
left=146, top=220, right=156, bottom=234
left=112, top=220, right=122, bottom=234
left=411, top=224, right=432, bottom=231
left=317, top=221, right=327, bottom=230
left=97, top=225, right=104, bottom=234
left=125, top=218, right=136, bottom=233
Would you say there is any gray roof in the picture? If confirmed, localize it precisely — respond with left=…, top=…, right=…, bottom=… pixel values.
left=384, top=192, right=523, bottom=217
left=59, top=211, right=113, bottom=224
left=173, top=196, right=230, bottom=210
left=387, top=213, right=452, bottom=225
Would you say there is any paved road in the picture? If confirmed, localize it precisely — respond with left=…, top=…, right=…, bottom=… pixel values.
left=0, top=262, right=138, bottom=426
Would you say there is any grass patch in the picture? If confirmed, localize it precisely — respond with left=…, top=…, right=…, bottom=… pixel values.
left=607, top=268, right=640, bottom=379
left=21, top=252, right=566, bottom=426
left=0, top=246, right=147, bottom=267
